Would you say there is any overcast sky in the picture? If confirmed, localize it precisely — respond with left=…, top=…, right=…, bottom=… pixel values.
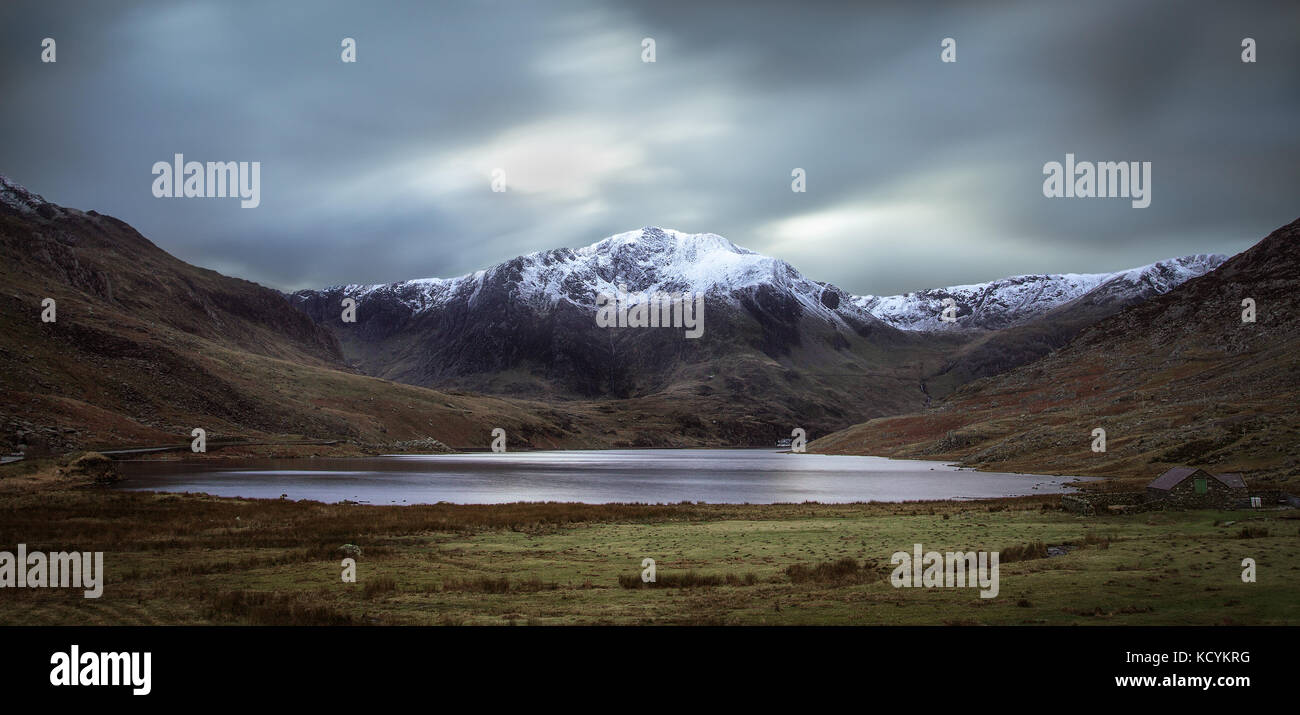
left=2, top=0, right=1297, bottom=295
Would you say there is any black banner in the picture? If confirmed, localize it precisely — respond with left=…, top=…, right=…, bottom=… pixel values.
left=0, top=626, right=1287, bottom=702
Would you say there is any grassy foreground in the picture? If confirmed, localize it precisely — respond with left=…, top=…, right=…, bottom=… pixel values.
left=3, top=473, right=1297, bottom=626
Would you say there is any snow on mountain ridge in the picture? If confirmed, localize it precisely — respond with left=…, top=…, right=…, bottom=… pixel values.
left=323, top=227, right=836, bottom=317
left=855, top=253, right=1228, bottom=331
left=313, top=228, right=1226, bottom=332
left=0, top=174, right=53, bottom=214
left=562, top=227, right=801, bottom=299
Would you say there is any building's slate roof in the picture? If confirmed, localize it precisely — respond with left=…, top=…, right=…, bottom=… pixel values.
left=1148, top=467, right=1246, bottom=491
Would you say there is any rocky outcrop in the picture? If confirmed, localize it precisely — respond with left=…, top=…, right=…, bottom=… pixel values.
left=60, top=452, right=120, bottom=484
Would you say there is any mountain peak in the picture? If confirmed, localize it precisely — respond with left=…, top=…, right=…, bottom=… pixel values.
left=564, top=227, right=799, bottom=302
left=308, top=227, right=828, bottom=322
left=584, top=227, right=752, bottom=260
left=0, top=173, right=54, bottom=216
left=308, top=227, right=1229, bottom=338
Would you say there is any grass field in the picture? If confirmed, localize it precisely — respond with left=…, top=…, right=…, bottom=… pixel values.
left=2, top=463, right=1296, bottom=626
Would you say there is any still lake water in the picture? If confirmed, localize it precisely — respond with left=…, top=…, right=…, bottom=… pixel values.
left=114, top=449, right=1089, bottom=505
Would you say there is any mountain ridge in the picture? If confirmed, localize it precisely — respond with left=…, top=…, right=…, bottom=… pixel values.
left=856, top=253, right=1228, bottom=332
left=0, top=171, right=1254, bottom=455
left=811, top=216, right=1300, bottom=485
left=305, top=226, right=1224, bottom=335
left=0, top=174, right=639, bottom=455
left=290, top=226, right=1225, bottom=415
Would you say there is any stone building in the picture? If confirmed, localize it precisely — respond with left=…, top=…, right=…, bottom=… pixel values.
left=1146, top=467, right=1247, bottom=509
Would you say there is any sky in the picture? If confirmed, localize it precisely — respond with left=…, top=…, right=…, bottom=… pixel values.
left=2, top=0, right=1298, bottom=296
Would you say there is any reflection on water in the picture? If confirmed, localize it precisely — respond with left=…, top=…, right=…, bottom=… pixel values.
left=114, top=449, right=1091, bottom=505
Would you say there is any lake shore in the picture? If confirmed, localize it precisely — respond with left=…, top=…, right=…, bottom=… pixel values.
left=109, top=448, right=1091, bottom=505
left=1, top=459, right=1295, bottom=625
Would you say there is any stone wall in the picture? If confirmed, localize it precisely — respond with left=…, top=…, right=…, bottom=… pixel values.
left=1063, top=485, right=1297, bottom=515
left=1062, top=492, right=1150, bottom=515
left=1240, top=490, right=1300, bottom=508
left=1147, top=478, right=1244, bottom=510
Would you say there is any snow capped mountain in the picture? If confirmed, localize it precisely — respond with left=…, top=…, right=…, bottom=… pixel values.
left=324, top=227, right=858, bottom=324
left=290, top=225, right=1237, bottom=427
left=854, top=254, right=1227, bottom=332
left=316, top=227, right=1225, bottom=335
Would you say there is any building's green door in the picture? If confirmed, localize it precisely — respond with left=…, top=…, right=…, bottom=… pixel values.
left=1194, top=478, right=1208, bottom=494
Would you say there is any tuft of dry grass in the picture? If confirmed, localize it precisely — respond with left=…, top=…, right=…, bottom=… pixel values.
left=1080, top=532, right=1114, bottom=549
left=439, top=576, right=559, bottom=593
left=785, top=557, right=875, bottom=584
left=201, top=589, right=358, bottom=626
left=363, top=575, right=398, bottom=598
left=1236, top=526, right=1269, bottom=539
left=618, top=571, right=758, bottom=589
left=1000, top=541, right=1049, bottom=563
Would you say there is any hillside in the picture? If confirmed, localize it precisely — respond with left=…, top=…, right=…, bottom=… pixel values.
left=292, top=227, right=968, bottom=440
left=0, top=171, right=1247, bottom=456
left=291, top=227, right=1220, bottom=441
left=812, top=217, right=1300, bottom=486
left=0, top=175, right=622, bottom=454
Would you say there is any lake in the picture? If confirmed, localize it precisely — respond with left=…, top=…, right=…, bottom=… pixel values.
left=113, top=449, right=1090, bottom=505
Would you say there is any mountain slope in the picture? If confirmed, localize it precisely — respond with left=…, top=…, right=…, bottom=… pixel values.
left=812, top=217, right=1300, bottom=486
left=0, top=175, right=621, bottom=455
left=291, top=227, right=1222, bottom=438
left=0, top=170, right=1241, bottom=456
left=292, top=227, right=967, bottom=440
left=915, top=254, right=1231, bottom=395
left=1, top=174, right=341, bottom=366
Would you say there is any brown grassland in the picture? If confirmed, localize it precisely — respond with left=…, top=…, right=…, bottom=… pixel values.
left=1, top=456, right=1296, bottom=626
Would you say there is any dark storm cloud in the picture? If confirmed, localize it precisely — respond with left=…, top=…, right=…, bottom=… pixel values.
left=1, top=0, right=1297, bottom=295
